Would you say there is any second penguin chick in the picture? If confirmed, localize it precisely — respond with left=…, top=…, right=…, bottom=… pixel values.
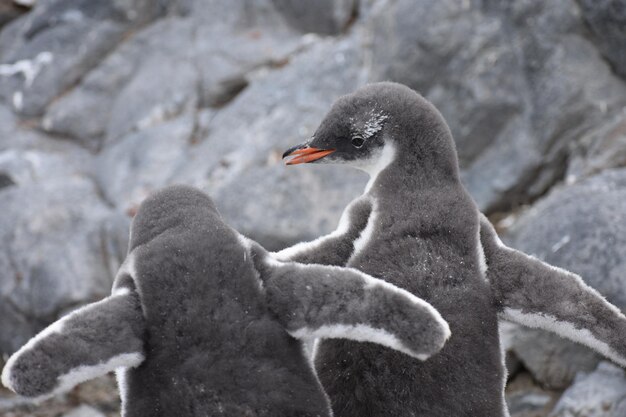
left=2, top=185, right=450, bottom=417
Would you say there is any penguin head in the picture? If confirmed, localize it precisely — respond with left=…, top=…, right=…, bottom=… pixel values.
left=282, top=82, right=458, bottom=178
left=130, top=185, right=220, bottom=250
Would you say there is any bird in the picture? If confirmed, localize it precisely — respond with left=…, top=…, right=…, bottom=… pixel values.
left=2, top=184, right=451, bottom=417
left=279, top=81, right=626, bottom=417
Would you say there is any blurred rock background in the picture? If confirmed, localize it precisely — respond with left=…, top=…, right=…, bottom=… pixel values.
left=0, top=0, right=625, bottom=416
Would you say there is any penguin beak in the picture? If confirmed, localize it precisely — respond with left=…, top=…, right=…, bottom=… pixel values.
left=282, top=145, right=336, bottom=165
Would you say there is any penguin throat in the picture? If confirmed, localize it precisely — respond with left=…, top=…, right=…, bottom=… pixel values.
left=357, top=143, right=397, bottom=193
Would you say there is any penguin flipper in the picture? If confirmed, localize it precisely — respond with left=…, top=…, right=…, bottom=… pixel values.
left=479, top=215, right=626, bottom=367
left=271, top=197, right=373, bottom=266
left=1, top=286, right=145, bottom=399
left=251, top=244, right=450, bottom=360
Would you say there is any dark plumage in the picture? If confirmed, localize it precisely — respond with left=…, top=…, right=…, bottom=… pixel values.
left=279, top=82, right=626, bottom=417
left=2, top=185, right=451, bottom=417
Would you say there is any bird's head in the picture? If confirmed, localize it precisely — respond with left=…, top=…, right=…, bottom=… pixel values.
left=282, top=82, right=458, bottom=180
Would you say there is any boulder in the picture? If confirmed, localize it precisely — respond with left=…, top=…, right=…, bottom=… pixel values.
left=506, top=328, right=602, bottom=389
left=567, top=110, right=626, bottom=182
left=172, top=35, right=369, bottom=250
left=0, top=0, right=163, bottom=117
left=95, top=113, right=196, bottom=213
left=364, top=0, right=626, bottom=212
left=503, top=169, right=626, bottom=387
left=62, top=405, right=106, bottom=417
left=550, top=362, right=626, bottom=417
left=577, top=0, right=626, bottom=79
left=0, top=0, right=27, bottom=29
left=0, top=178, right=129, bottom=354
left=270, top=0, right=357, bottom=34
left=42, top=9, right=301, bottom=150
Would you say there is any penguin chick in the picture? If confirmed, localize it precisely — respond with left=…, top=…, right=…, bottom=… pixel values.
left=280, top=82, right=626, bottom=417
left=1, top=185, right=450, bottom=417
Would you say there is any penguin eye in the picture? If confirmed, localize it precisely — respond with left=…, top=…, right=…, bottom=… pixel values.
left=351, top=136, right=364, bottom=148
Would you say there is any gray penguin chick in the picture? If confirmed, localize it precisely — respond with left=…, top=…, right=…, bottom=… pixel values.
left=2, top=185, right=450, bottom=417
left=279, top=82, right=626, bottom=417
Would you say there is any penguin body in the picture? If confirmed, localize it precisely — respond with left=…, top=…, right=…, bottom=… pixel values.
left=2, top=185, right=451, bottom=417
left=280, top=82, right=626, bottom=417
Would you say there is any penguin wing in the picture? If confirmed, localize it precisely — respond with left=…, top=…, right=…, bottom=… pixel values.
left=1, top=282, right=145, bottom=399
left=271, top=197, right=373, bottom=266
left=479, top=215, right=626, bottom=367
left=250, top=243, right=450, bottom=360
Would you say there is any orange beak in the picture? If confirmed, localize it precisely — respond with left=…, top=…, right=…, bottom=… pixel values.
left=283, top=146, right=336, bottom=165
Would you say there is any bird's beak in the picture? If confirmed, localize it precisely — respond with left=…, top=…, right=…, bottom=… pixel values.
left=282, top=144, right=336, bottom=165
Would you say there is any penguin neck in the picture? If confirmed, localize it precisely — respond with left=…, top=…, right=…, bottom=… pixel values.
left=360, top=143, right=398, bottom=193
left=362, top=140, right=462, bottom=205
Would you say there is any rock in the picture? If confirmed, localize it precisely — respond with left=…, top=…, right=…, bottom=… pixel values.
left=42, top=11, right=301, bottom=149
left=213, top=164, right=363, bottom=251
left=499, top=320, right=523, bottom=377
left=179, top=0, right=292, bottom=31
left=271, top=0, right=357, bottom=34
left=567, top=109, right=626, bottom=182
left=0, top=178, right=129, bottom=354
left=508, top=392, right=553, bottom=417
left=550, top=362, right=626, bottom=417
left=506, top=371, right=560, bottom=417
left=0, top=0, right=27, bottom=29
left=576, top=0, right=626, bottom=79
left=13, top=0, right=36, bottom=7
left=0, top=0, right=163, bottom=117
left=0, top=171, right=14, bottom=189
left=507, top=391, right=554, bottom=417
left=507, top=169, right=626, bottom=309
left=62, top=405, right=106, bottom=417
left=172, top=35, right=368, bottom=250
left=0, top=135, right=94, bottom=186
left=364, top=0, right=626, bottom=212
left=95, top=113, right=196, bottom=212
left=503, top=169, right=626, bottom=387
left=507, top=328, right=602, bottom=389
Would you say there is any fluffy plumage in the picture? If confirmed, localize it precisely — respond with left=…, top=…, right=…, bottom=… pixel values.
left=2, top=185, right=450, bottom=417
left=279, top=82, right=626, bottom=417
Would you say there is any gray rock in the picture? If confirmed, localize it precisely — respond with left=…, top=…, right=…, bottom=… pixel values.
left=577, top=0, right=626, bottom=79
left=179, top=0, right=293, bottom=31
left=214, top=164, right=364, bottom=251
left=0, top=178, right=129, bottom=354
left=567, top=110, right=626, bottom=182
left=0, top=0, right=163, bottom=117
left=173, top=35, right=368, bottom=250
left=271, top=0, right=357, bottom=34
left=505, top=371, right=560, bottom=417
left=95, top=113, right=195, bottom=213
left=499, top=320, right=523, bottom=377
left=0, top=0, right=27, bottom=29
left=13, top=0, right=36, bottom=7
left=364, top=0, right=626, bottom=212
left=503, top=169, right=626, bottom=387
left=507, top=328, right=602, bottom=389
left=0, top=134, right=94, bottom=186
left=62, top=405, right=106, bottom=417
left=507, top=169, right=626, bottom=309
left=39, top=26, right=147, bottom=148
left=507, top=390, right=553, bottom=417
left=42, top=12, right=301, bottom=149
left=550, top=362, right=626, bottom=417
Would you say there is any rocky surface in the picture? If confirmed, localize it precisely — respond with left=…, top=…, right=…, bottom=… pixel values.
left=366, top=0, right=626, bottom=212
left=577, top=0, right=626, bottom=80
left=503, top=169, right=626, bottom=389
left=550, top=362, right=626, bottom=417
left=0, top=374, right=120, bottom=417
left=1, top=0, right=626, bottom=416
